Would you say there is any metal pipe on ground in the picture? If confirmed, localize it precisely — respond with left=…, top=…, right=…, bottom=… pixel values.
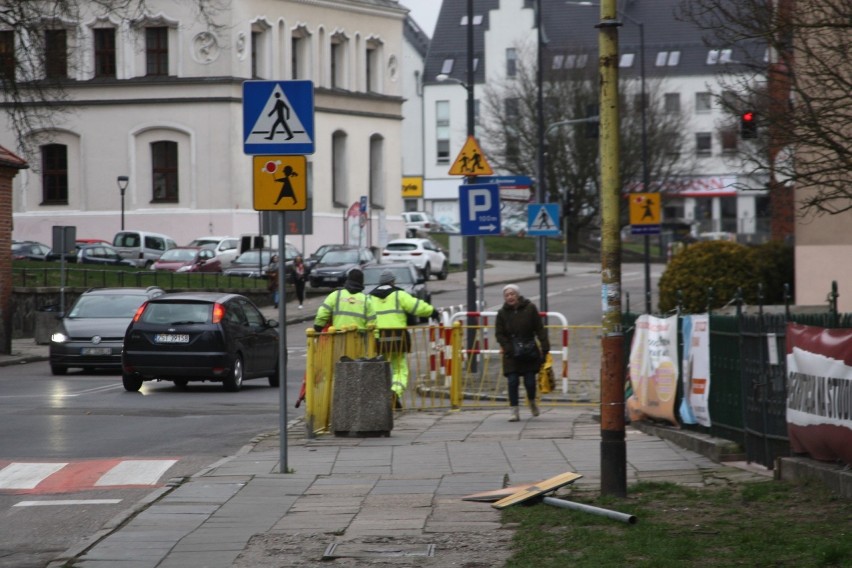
left=542, top=496, right=637, bottom=524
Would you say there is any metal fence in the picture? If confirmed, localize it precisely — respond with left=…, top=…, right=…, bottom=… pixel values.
left=624, top=282, right=852, bottom=469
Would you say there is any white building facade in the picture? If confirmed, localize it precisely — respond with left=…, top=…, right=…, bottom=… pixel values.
left=420, top=0, right=769, bottom=238
left=2, top=0, right=410, bottom=253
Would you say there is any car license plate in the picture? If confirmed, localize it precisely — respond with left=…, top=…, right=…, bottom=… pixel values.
left=324, top=277, right=337, bottom=283
left=155, top=334, right=190, bottom=344
left=81, top=347, right=111, bottom=355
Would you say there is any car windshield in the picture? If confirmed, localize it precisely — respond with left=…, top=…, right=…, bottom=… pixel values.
left=386, top=243, right=418, bottom=252
left=140, top=302, right=212, bottom=325
left=235, top=250, right=272, bottom=265
left=363, top=267, right=414, bottom=286
left=68, top=294, right=148, bottom=318
left=159, top=249, right=197, bottom=262
left=188, top=238, right=218, bottom=247
left=320, top=250, right=359, bottom=264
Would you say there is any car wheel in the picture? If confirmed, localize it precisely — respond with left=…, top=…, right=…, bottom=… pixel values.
left=50, top=364, right=67, bottom=376
left=223, top=355, right=244, bottom=392
left=173, top=379, right=189, bottom=389
left=422, top=263, right=431, bottom=281
left=122, top=373, right=143, bottom=392
left=437, top=261, right=449, bottom=280
left=268, top=361, right=280, bottom=388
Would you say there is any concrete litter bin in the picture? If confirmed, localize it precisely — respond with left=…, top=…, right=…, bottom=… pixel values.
left=34, top=305, right=61, bottom=345
left=332, top=358, right=393, bottom=437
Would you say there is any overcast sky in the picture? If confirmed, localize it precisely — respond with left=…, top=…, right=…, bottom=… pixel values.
left=400, top=0, right=442, bottom=37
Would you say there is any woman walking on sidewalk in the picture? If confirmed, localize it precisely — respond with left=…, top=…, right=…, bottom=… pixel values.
left=495, top=284, right=550, bottom=422
left=291, top=255, right=306, bottom=309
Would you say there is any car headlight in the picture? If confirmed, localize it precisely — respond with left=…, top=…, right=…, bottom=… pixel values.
left=51, top=332, right=69, bottom=343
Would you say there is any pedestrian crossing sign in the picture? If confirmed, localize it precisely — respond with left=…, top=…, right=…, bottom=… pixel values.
left=526, top=203, right=561, bottom=236
left=243, top=80, right=315, bottom=155
left=448, top=136, right=493, bottom=176
left=253, top=155, right=308, bottom=211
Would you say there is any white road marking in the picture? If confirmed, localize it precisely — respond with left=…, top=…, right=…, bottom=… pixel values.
left=95, top=459, right=178, bottom=486
left=14, top=499, right=122, bottom=507
left=0, top=463, right=67, bottom=490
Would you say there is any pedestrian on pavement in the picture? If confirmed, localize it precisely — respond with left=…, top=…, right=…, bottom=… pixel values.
left=266, top=254, right=280, bottom=308
left=369, top=269, right=439, bottom=408
left=313, top=267, right=375, bottom=332
left=495, top=283, right=550, bottom=422
left=291, top=255, right=306, bottom=309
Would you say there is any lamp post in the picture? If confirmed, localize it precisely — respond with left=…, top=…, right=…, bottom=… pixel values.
left=568, top=1, right=651, bottom=313
left=117, top=175, right=129, bottom=231
left=536, top=0, right=548, bottom=312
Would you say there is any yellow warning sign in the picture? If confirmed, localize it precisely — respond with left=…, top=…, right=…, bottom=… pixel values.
left=253, top=155, right=308, bottom=211
left=492, top=471, right=583, bottom=509
left=448, top=136, right=493, bottom=176
left=402, top=176, right=423, bottom=198
left=629, top=192, right=661, bottom=225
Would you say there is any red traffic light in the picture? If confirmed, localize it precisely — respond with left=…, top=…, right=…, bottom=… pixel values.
left=742, top=111, right=755, bottom=122
left=740, top=111, right=757, bottom=139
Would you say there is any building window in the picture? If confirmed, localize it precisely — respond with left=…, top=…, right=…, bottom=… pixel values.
left=707, top=48, right=733, bottom=65
left=619, top=53, right=635, bottom=68
left=151, top=141, right=178, bottom=202
left=460, top=15, right=483, bottom=25
left=695, top=132, right=712, bottom=156
left=655, top=50, right=680, bottom=67
left=552, top=54, right=564, bottom=70
left=505, top=97, right=520, bottom=120
left=366, top=43, right=380, bottom=92
left=664, top=93, right=680, bottom=112
left=332, top=131, right=348, bottom=207
left=94, top=28, right=116, bottom=77
left=436, top=100, right=450, bottom=164
left=720, top=127, right=738, bottom=153
left=145, top=27, right=168, bottom=76
left=0, top=30, right=15, bottom=80
left=44, top=29, right=67, bottom=79
left=506, top=48, right=517, bottom=77
left=331, top=34, right=347, bottom=89
left=695, top=92, right=712, bottom=113
left=369, top=134, right=384, bottom=209
left=41, top=144, right=68, bottom=204
left=440, top=58, right=454, bottom=75
left=251, top=31, right=261, bottom=78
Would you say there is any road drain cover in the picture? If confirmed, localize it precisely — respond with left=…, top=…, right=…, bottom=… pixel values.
left=323, top=543, right=436, bottom=559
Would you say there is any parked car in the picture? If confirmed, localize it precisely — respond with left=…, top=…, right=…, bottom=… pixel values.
left=402, top=211, right=437, bottom=237
left=12, top=241, right=52, bottom=261
left=382, top=238, right=448, bottom=281
left=305, top=243, right=344, bottom=274
left=363, top=263, right=431, bottom=322
left=152, top=246, right=222, bottom=273
left=222, top=248, right=276, bottom=279
left=112, top=230, right=178, bottom=268
left=308, top=246, right=375, bottom=289
left=77, top=244, right=137, bottom=266
left=187, top=236, right=240, bottom=268
left=121, top=292, right=279, bottom=392
left=49, top=286, right=166, bottom=375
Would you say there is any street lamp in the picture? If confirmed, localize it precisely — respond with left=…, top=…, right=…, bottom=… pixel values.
left=568, top=1, right=650, bottom=313
left=117, top=175, right=129, bottom=231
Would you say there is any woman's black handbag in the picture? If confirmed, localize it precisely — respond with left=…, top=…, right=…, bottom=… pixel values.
left=512, top=337, right=540, bottom=361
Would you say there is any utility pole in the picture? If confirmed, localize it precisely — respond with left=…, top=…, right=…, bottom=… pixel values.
left=465, top=0, right=478, bottom=365
left=535, top=0, right=548, bottom=312
left=598, top=0, right=627, bottom=497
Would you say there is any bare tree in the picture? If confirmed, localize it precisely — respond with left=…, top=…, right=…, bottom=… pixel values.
left=678, top=0, right=852, bottom=218
left=479, top=43, right=691, bottom=252
left=0, top=0, right=223, bottom=155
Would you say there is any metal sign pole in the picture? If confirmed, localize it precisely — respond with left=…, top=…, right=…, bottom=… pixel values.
left=278, top=212, right=288, bottom=473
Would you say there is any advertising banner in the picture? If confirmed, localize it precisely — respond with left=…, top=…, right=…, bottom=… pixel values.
left=627, top=315, right=679, bottom=426
left=786, top=323, right=852, bottom=466
left=680, top=314, right=711, bottom=427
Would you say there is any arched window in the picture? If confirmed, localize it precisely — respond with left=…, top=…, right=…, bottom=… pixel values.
left=369, top=134, right=384, bottom=209
left=332, top=130, right=347, bottom=207
left=41, top=143, right=68, bottom=204
left=151, top=141, right=178, bottom=202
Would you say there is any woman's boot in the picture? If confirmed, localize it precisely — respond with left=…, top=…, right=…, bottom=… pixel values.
left=508, top=406, right=520, bottom=422
left=529, top=400, right=540, bottom=417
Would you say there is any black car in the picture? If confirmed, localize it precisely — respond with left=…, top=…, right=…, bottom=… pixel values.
left=76, top=244, right=136, bottom=266
left=308, top=246, right=375, bottom=288
left=49, top=287, right=166, bottom=375
left=363, top=263, right=431, bottom=323
left=12, top=241, right=52, bottom=261
left=121, top=292, right=279, bottom=392
left=223, top=242, right=301, bottom=280
left=304, top=243, right=344, bottom=274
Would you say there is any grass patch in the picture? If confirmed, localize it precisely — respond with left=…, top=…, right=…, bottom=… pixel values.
left=503, top=480, right=851, bottom=567
left=430, top=233, right=565, bottom=256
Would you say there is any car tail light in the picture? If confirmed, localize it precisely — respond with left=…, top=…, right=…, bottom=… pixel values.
left=382, top=251, right=390, bottom=256
left=410, top=252, right=422, bottom=256
left=132, top=302, right=148, bottom=322
left=212, top=303, right=225, bottom=324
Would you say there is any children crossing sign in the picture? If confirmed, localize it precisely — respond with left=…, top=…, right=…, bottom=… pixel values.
left=448, top=136, right=493, bottom=176
left=243, top=80, right=315, bottom=155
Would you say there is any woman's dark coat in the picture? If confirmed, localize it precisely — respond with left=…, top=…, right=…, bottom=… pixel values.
left=495, top=296, right=550, bottom=374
